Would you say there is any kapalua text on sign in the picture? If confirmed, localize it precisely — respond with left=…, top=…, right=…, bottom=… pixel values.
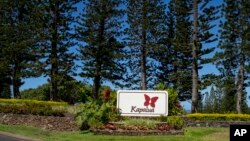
left=130, top=106, right=155, bottom=113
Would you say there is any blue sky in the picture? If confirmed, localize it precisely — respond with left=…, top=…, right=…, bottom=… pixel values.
left=20, top=0, right=250, bottom=110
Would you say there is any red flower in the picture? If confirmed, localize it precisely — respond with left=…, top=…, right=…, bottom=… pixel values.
left=103, top=89, right=111, bottom=101
left=175, top=103, right=182, bottom=109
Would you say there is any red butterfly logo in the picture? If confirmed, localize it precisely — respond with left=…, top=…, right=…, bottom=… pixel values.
left=144, top=94, right=158, bottom=108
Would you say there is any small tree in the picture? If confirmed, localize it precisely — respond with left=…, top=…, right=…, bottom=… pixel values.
left=203, top=86, right=223, bottom=113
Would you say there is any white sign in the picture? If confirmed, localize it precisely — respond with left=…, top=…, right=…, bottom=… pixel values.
left=117, top=90, right=168, bottom=117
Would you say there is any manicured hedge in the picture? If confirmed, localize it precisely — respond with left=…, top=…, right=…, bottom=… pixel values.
left=0, top=98, right=67, bottom=116
left=187, top=113, right=250, bottom=121
left=0, top=98, right=68, bottom=106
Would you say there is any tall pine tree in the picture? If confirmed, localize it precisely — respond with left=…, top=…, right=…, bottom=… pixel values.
left=126, top=0, right=166, bottom=90
left=0, top=0, right=41, bottom=98
left=216, top=0, right=250, bottom=113
left=37, top=0, right=80, bottom=100
left=156, top=0, right=192, bottom=100
left=157, top=0, right=218, bottom=107
left=0, top=0, right=11, bottom=98
left=191, top=0, right=219, bottom=113
left=77, top=0, right=125, bottom=99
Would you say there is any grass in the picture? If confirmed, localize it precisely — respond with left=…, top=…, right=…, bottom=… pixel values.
left=0, top=124, right=229, bottom=141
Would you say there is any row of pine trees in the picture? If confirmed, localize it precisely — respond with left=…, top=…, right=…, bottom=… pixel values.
left=0, top=0, right=249, bottom=113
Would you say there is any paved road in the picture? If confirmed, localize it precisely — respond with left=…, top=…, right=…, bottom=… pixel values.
left=0, top=132, right=40, bottom=141
left=0, top=134, right=21, bottom=141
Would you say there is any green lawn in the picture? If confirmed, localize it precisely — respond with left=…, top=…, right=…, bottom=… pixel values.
left=0, top=124, right=229, bottom=141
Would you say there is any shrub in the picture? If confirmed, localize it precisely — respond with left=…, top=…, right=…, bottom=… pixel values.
left=20, top=81, right=93, bottom=104
left=0, top=98, right=66, bottom=116
left=167, top=89, right=184, bottom=115
left=21, top=84, right=50, bottom=101
left=75, top=101, right=121, bottom=130
left=166, top=116, right=185, bottom=129
left=187, top=113, right=250, bottom=121
left=159, top=115, right=185, bottom=129
left=155, top=83, right=184, bottom=115
left=0, top=98, right=68, bottom=106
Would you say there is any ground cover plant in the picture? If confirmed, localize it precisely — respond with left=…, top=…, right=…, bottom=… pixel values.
left=74, top=89, right=121, bottom=130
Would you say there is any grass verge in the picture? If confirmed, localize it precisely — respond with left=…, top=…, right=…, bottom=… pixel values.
left=0, top=124, right=229, bottom=141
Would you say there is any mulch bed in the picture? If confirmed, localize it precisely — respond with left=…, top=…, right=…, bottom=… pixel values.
left=91, top=122, right=184, bottom=136
left=0, top=113, right=79, bottom=131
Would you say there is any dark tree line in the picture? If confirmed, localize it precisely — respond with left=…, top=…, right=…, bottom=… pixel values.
left=0, top=0, right=249, bottom=113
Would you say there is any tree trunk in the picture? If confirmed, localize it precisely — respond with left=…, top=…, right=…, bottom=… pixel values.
left=92, top=47, right=102, bottom=99
left=0, top=82, right=2, bottom=96
left=12, top=77, right=21, bottom=99
left=92, top=3, right=106, bottom=99
left=12, top=61, right=21, bottom=99
left=11, top=2, right=24, bottom=99
left=13, top=80, right=21, bottom=99
left=236, top=0, right=248, bottom=114
left=50, top=2, right=59, bottom=101
left=191, top=0, right=199, bottom=113
left=141, top=32, right=147, bottom=90
left=93, top=74, right=101, bottom=99
left=236, top=55, right=244, bottom=114
left=50, top=45, right=58, bottom=101
left=141, top=1, right=147, bottom=90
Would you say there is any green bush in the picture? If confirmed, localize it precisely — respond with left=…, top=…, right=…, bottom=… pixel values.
left=0, top=98, right=66, bottom=116
left=21, top=84, right=50, bottom=101
left=119, top=116, right=185, bottom=130
left=0, top=98, right=68, bottom=106
left=159, top=116, right=185, bottom=129
left=167, top=89, right=184, bottom=115
left=166, top=116, right=185, bottom=129
left=20, top=81, right=93, bottom=104
left=187, top=113, right=250, bottom=121
left=75, top=101, right=121, bottom=130
left=155, top=83, right=184, bottom=115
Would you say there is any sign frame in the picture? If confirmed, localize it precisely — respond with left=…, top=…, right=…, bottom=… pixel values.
left=117, top=90, right=168, bottom=117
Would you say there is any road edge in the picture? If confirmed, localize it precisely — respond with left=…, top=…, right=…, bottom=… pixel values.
left=0, top=131, right=42, bottom=141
